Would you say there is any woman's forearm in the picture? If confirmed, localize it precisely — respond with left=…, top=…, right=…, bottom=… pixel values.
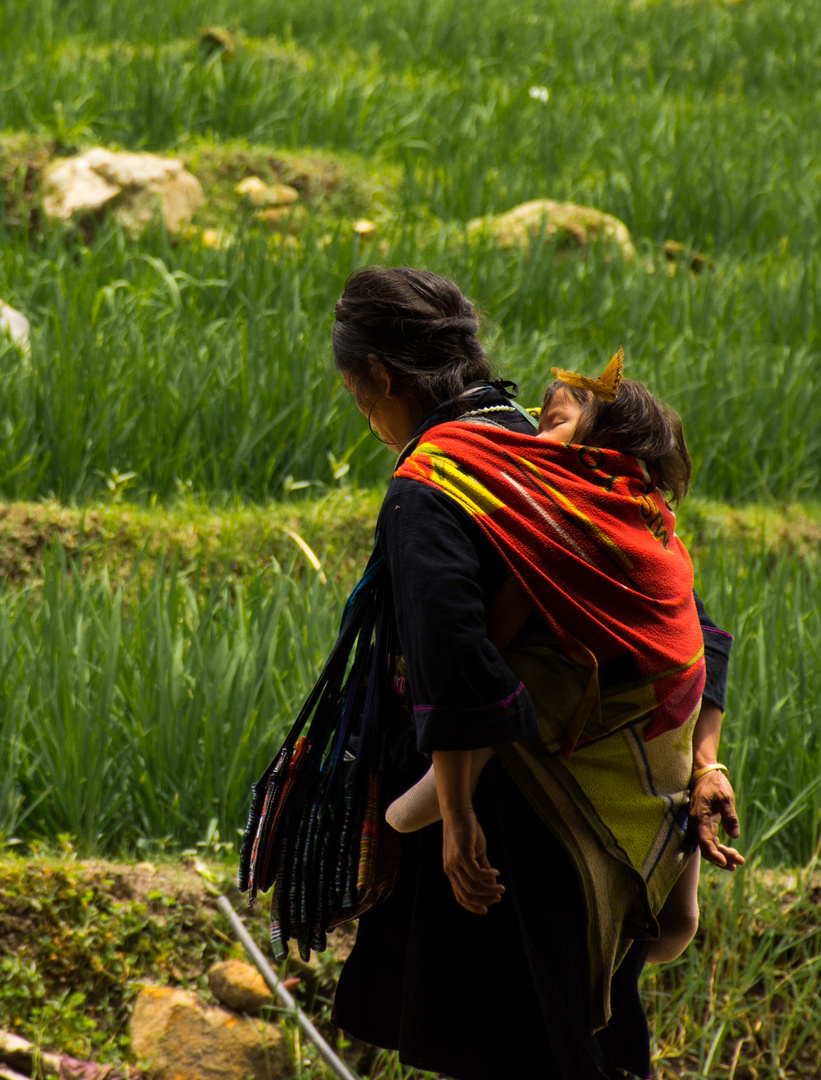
left=432, top=749, right=477, bottom=814
left=691, top=699, right=723, bottom=773
left=433, top=748, right=504, bottom=914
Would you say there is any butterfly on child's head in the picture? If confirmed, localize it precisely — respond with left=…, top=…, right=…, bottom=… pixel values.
left=551, top=347, right=624, bottom=402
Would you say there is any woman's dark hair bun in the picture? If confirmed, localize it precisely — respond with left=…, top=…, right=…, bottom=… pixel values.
left=332, top=267, right=491, bottom=407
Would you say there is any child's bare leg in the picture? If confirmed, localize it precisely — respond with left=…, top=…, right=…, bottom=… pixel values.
left=386, top=747, right=494, bottom=833
left=646, top=850, right=700, bottom=963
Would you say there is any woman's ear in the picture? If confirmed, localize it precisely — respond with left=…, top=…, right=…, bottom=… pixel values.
left=367, top=355, right=400, bottom=399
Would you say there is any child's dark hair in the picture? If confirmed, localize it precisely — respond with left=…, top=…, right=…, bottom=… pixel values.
left=541, top=378, right=692, bottom=505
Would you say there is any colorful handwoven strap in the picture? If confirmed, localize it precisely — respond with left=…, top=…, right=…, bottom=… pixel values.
left=238, top=543, right=399, bottom=961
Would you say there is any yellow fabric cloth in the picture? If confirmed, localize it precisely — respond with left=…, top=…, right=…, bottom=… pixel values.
left=495, top=641, right=696, bottom=1030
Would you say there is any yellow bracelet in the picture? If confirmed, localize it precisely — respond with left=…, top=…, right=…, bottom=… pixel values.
left=692, top=763, right=729, bottom=782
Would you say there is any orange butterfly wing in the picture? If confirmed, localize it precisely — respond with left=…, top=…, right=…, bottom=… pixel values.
left=551, top=347, right=624, bottom=401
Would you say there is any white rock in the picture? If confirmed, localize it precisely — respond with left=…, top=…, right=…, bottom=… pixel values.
left=42, top=148, right=204, bottom=233
left=0, top=300, right=31, bottom=355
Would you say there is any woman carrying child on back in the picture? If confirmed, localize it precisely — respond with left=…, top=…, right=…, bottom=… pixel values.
left=387, top=353, right=744, bottom=965
left=316, top=266, right=742, bottom=1079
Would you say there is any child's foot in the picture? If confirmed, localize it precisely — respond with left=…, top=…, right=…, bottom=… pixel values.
left=385, top=766, right=440, bottom=833
left=385, top=749, right=495, bottom=833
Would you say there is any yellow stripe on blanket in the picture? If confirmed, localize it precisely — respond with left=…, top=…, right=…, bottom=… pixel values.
left=409, top=441, right=505, bottom=518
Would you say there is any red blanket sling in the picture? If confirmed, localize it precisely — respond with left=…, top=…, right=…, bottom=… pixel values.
left=393, top=421, right=706, bottom=755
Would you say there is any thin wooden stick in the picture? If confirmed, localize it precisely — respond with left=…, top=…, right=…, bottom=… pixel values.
left=216, top=895, right=359, bottom=1080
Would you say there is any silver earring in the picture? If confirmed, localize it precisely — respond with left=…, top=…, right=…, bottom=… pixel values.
left=367, top=394, right=388, bottom=443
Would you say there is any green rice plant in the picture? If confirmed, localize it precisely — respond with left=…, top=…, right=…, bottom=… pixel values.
left=0, top=543, right=343, bottom=853
left=1, top=0, right=821, bottom=505
left=3, top=0, right=821, bottom=245
left=0, top=711, right=25, bottom=844
left=0, top=219, right=819, bottom=506
left=0, top=531, right=817, bottom=863
left=691, top=539, right=821, bottom=866
left=644, top=864, right=821, bottom=1078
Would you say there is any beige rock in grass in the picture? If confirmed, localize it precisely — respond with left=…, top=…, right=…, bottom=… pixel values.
left=257, top=206, right=305, bottom=232
left=130, top=985, right=288, bottom=1080
left=207, top=959, right=273, bottom=1014
left=235, top=176, right=269, bottom=202
left=265, top=183, right=300, bottom=206
left=468, top=198, right=634, bottom=261
left=235, top=176, right=300, bottom=208
left=42, top=148, right=204, bottom=233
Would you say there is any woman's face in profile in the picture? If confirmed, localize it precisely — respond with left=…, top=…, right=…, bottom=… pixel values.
left=342, top=364, right=419, bottom=452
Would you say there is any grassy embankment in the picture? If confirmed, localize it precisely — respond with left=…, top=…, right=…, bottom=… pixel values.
left=1, top=496, right=819, bottom=1080
left=1, top=0, right=820, bottom=1075
left=1, top=495, right=820, bottom=865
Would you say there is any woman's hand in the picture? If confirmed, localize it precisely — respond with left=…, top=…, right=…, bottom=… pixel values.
left=441, top=806, right=505, bottom=914
left=689, top=699, right=745, bottom=871
left=689, top=770, right=745, bottom=870
left=433, top=749, right=504, bottom=913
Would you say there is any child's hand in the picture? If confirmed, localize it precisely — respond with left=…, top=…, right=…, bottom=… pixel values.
left=689, top=771, right=745, bottom=871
